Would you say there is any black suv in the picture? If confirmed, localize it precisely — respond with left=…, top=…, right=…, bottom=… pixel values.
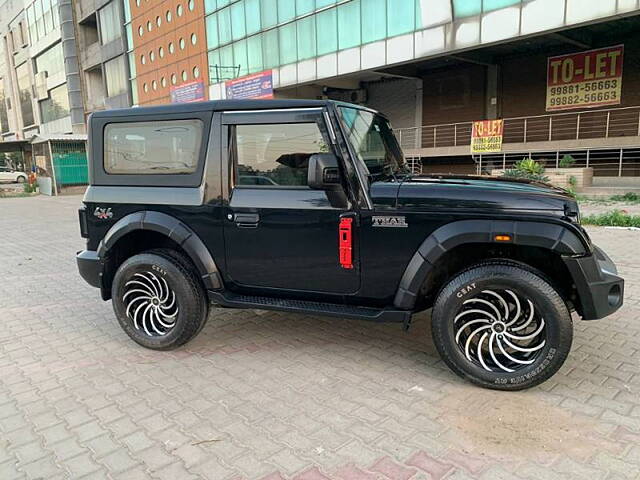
left=77, top=99, right=623, bottom=390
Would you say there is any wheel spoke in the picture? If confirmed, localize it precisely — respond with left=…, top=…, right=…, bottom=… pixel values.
left=126, top=295, right=150, bottom=318
left=511, top=299, right=535, bottom=331
left=489, top=333, right=514, bottom=372
left=497, top=337, right=535, bottom=365
left=160, top=277, right=171, bottom=303
left=464, top=325, right=491, bottom=362
left=154, top=308, right=175, bottom=328
left=124, top=281, right=155, bottom=296
left=455, top=318, right=492, bottom=344
left=477, top=333, right=492, bottom=371
left=160, top=291, right=177, bottom=311
left=502, top=335, right=546, bottom=352
left=135, top=273, right=161, bottom=298
left=482, top=289, right=509, bottom=319
left=463, top=298, right=502, bottom=321
left=140, top=304, right=154, bottom=336
left=149, top=308, right=165, bottom=335
left=455, top=308, right=498, bottom=323
left=506, top=318, right=545, bottom=341
left=123, top=288, right=153, bottom=301
left=149, top=273, right=165, bottom=300
left=504, top=290, right=521, bottom=326
left=132, top=301, right=147, bottom=330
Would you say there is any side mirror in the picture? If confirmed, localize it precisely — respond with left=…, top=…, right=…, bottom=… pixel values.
left=308, top=153, right=342, bottom=190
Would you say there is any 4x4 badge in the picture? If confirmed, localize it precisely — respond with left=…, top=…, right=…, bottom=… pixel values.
left=93, top=207, right=113, bottom=220
left=372, top=216, right=408, bottom=228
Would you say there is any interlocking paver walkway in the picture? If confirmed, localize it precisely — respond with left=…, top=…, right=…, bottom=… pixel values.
left=1, top=195, right=639, bottom=479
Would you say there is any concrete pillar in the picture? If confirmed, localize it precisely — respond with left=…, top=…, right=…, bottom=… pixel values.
left=486, top=64, right=500, bottom=120
left=58, top=0, right=86, bottom=134
left=414, top=78, right=423, bottom=149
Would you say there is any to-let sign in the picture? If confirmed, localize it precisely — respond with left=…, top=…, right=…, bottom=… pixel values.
left=471, top=119, right=504, bottom=154
left=546, top=45, right=623, bottom=111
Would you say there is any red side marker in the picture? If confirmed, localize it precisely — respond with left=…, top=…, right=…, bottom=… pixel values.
left=339, top=217, right=353, bottom=269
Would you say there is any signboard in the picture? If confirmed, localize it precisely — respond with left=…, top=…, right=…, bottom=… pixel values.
left=546, top=45, right=624, bottom=111
left=170, top=81, right=206, bottom=103
left=471, top=119, right=504, bottom=154
left=225, top=70, right=273, bottom=99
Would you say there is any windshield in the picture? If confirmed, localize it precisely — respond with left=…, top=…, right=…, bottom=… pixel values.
left=337, top=107, right=408, bottom=181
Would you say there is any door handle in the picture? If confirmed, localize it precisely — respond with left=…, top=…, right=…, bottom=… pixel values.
left=234, top=213, right=260, bottom=228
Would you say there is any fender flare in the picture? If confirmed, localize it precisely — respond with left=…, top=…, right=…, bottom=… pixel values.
left=97, top=210, right=222, bottom=290
left=393, top=219, right=587, bottom=310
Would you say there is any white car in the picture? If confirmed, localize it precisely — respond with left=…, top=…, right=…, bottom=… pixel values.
left=0, top=166, right=27, bottom=183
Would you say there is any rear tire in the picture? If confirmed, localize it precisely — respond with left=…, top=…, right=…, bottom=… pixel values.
left=431, top=260, right=572, bottom=390
left=111, top=250, right=208, bottom=350
left=16, top=175, right=26, bottom=183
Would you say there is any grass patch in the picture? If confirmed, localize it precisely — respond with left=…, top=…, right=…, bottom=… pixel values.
left=582, top=210, right=640, bottom=227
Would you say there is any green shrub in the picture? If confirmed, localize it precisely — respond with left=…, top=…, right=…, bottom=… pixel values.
left=502, top=169, right=549, bottom=182
left=610, top=192, right=640, bottom=202
left=582, top=210, right=640, bottom=227
left=502, top=157, right=549, bottom=182
left=23, top=182, right=37, bottom=194
left=514, top=157, right=545, bottom=175
left=559, top=154, right=576, bottom=168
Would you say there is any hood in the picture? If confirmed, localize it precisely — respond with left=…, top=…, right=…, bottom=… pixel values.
left=370, top=174, right=577, bottom=214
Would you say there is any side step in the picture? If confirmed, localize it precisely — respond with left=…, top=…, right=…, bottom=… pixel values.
left=208, top=291, right=412, bottom=324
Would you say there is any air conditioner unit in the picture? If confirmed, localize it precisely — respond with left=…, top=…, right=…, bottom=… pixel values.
left=34, top=71, right=48, bottom=100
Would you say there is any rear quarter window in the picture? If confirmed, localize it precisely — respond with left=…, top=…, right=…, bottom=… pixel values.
left=104, top=119, right=203, bottom=175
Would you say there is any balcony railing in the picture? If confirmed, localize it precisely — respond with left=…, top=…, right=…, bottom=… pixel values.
left=396, top=106, right=640, bottom=151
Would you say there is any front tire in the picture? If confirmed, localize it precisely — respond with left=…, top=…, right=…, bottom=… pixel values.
left=16, top=175, right=26, bottom=183
left=111, top=250, right=208, bottom=350
left=431, top=260, right=572, bottom=390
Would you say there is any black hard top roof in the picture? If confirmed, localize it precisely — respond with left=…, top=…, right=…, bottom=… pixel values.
left=89, top=99, right=378, bottom=118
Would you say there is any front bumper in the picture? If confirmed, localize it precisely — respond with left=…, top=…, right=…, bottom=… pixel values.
left=77, top=250, right=102, bottom=288
left=563, top=245, right=624, bottom=320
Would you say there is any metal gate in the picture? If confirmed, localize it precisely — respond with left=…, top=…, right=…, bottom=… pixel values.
left=51, top=141, right=88, bottom=186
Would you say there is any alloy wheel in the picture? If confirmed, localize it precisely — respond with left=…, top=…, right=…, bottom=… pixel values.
left=453, top=288, right=547, bottom=373
left=122, top=272, right=179, bottom=336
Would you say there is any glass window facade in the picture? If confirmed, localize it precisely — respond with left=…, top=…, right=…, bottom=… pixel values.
left=35, top=42, right=65, bottom=78
left=25, top=0, right=59, bottom=44
left=99, top=1, right=122, bottom=45
left=0, top=80, right=9, bottom=133
left=16, top=63, right=35, bottom=127
left=104, top=55, right=127, bottom=97
left=201, top=0, right=533, bottom=83
left=39, top=83, right=70, bottom=123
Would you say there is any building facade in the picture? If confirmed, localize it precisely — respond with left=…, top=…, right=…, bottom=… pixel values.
left=75, top=0, right=132, bottom=119
left=124, top=0, right=209, bottom=106
left=204, top=0, right=640, bottom=181
left=3, top=0, right=640, bottom=186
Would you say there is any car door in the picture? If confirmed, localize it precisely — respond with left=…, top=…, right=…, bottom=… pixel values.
left=221, top=108, right=360, bottom=295
left=0, top=166, right=11, bottom=181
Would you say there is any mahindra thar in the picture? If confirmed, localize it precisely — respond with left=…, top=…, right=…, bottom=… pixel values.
left=77, top=100, right=623, bottom=390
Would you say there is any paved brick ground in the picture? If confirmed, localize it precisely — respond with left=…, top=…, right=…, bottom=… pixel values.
left=1, top=195, right=640, bottom=480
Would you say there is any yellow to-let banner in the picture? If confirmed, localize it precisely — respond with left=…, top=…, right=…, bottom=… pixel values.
left=471, top=119, right=504, bottom=154
left=546, top=45, right=624, bottom=111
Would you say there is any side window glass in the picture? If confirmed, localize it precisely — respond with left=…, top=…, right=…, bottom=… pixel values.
left=234, top=122, right=328, bottom=187
left=104, top=119, right=203, bottom=174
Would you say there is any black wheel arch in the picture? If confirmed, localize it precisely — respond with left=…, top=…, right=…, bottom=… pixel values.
left=394, top=219, right=589, bottom=311
left=98, top=211, right=222, bottom=299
